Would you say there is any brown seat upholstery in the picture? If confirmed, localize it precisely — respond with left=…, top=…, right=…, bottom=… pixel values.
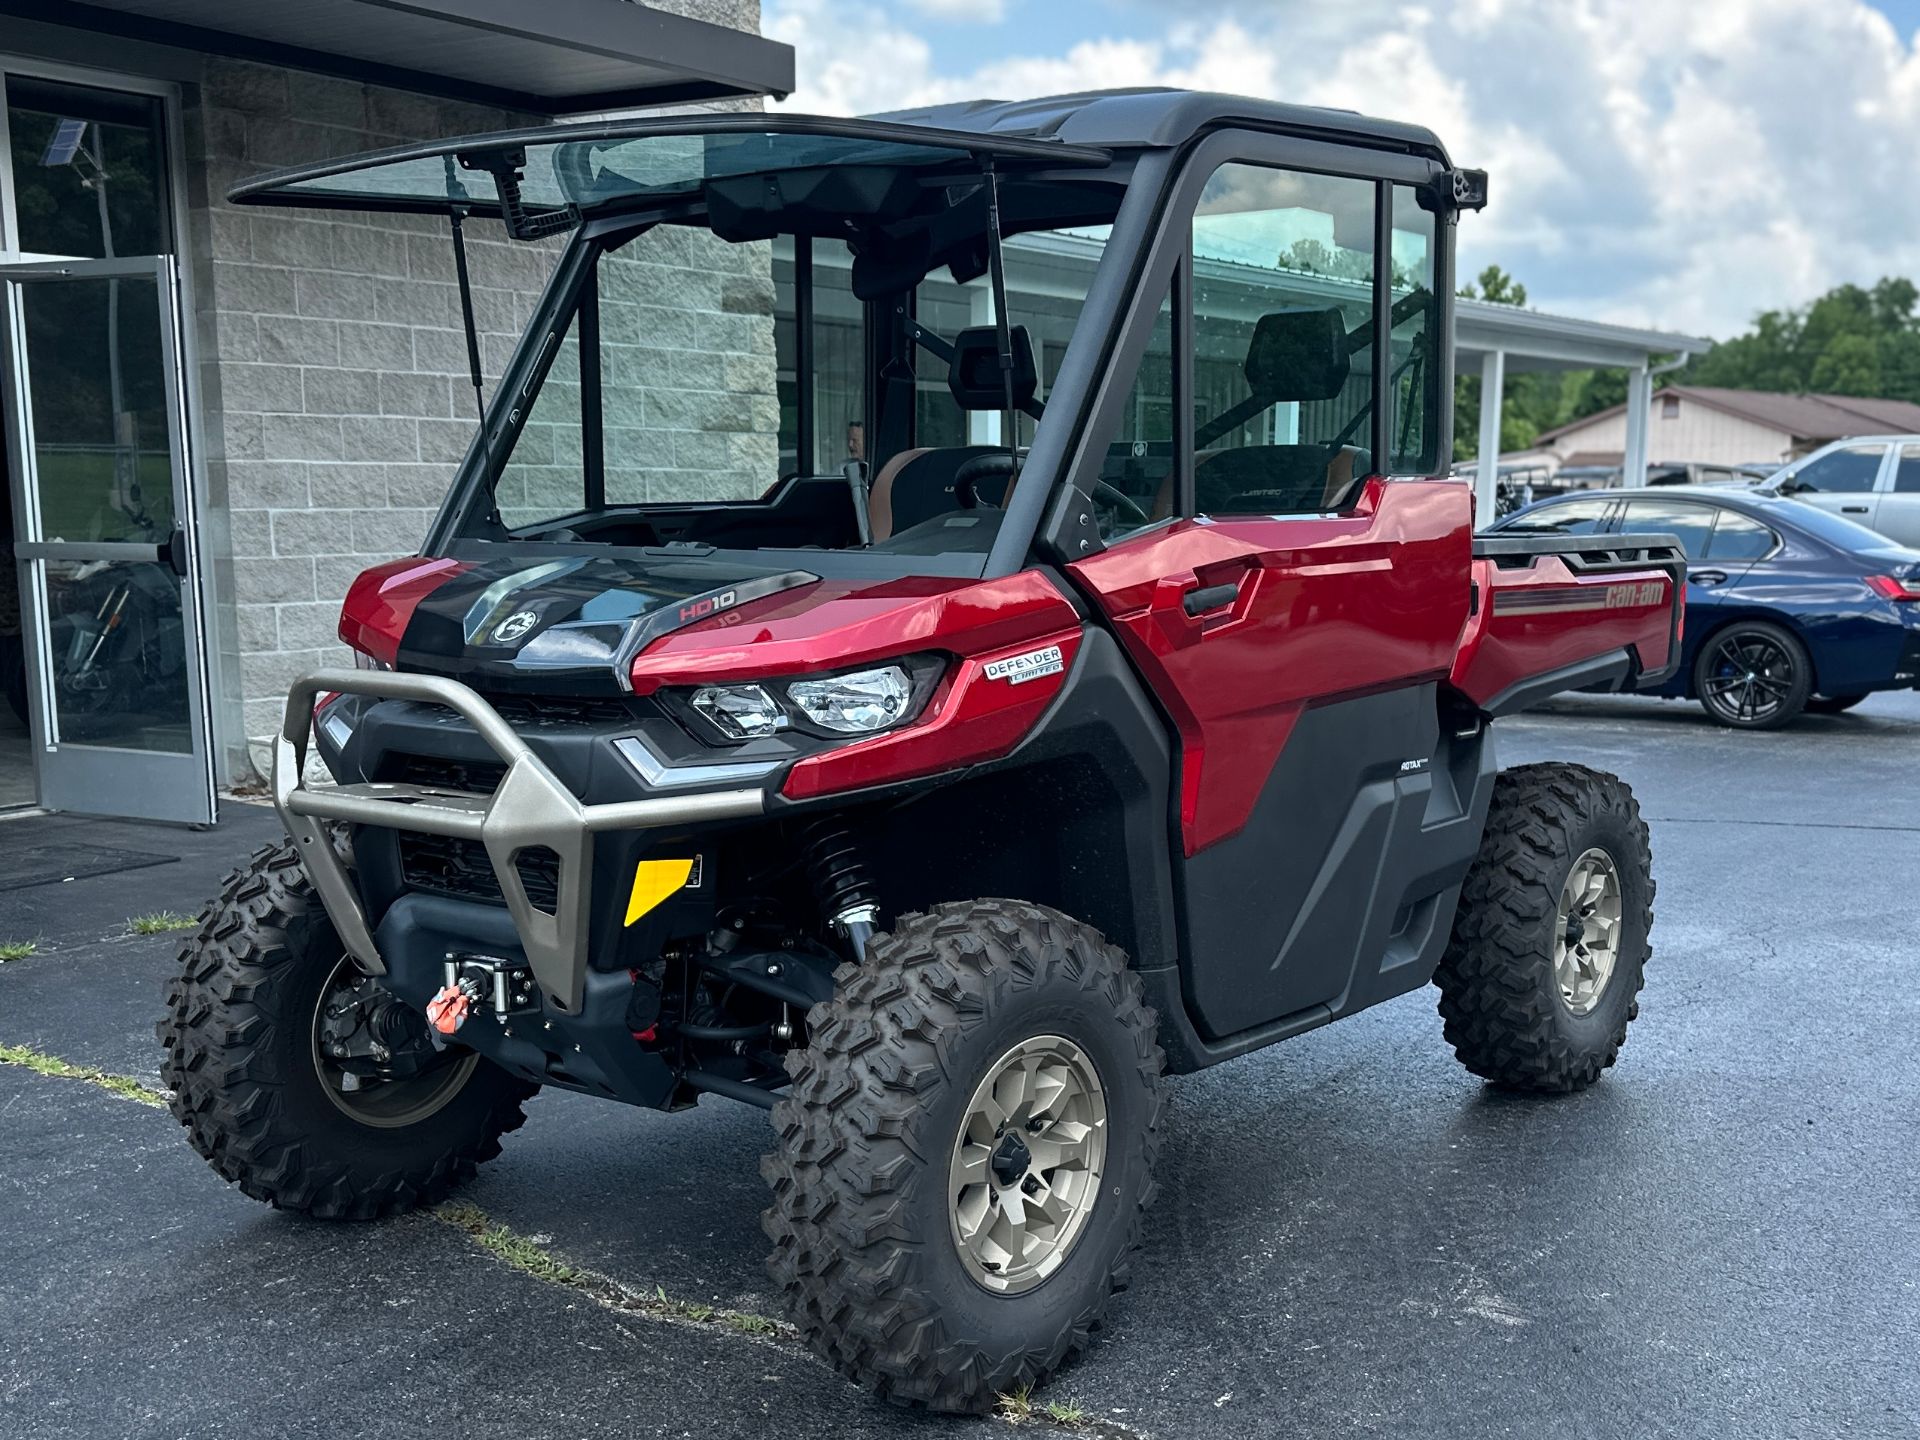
left=867, top=445, right=1004, bottom=541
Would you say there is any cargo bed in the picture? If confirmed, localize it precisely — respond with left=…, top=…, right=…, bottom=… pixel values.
left=1451, top=532, right=1687, bottom=716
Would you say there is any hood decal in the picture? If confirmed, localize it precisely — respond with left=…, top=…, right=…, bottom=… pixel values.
left=391, top=552, right=820, bottom=692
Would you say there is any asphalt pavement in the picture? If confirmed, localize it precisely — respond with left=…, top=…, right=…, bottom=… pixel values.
left=2, top=688, right=1917, bottom=1439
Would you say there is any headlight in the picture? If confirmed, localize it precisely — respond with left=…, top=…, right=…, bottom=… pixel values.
left=670, top=658, right=939, bottom=745
left=785, top=666, right=913, bottom=734
left=689, top=682, right=785, bottom=740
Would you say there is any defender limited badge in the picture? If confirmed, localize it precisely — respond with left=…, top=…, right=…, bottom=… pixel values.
left=984, top=644, right=1065, bottom=685
left=491, top=610, right=539, bottom=644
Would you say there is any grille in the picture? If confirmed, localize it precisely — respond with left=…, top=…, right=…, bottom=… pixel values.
left=381, top=752, right=508, bottom=794
left=398, top=830, right=560, bottom=910
left=479, top=692, right=646, bottom=728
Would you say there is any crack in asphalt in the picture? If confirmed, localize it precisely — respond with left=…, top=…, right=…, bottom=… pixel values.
left=1, top=1042, right=1148, bottom=1438
left=1647, top=817, right=1920, bottom=833
left=0, top=1042, right=167, bottom=1107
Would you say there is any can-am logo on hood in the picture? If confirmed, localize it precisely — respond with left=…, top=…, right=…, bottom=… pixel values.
left=491, top=610, right=540, bottom=644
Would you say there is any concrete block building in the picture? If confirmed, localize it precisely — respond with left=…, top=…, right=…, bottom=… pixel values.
left=0, top=0, right=791, bottom=820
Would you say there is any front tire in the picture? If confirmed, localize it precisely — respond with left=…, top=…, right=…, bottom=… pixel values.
left=158, top=839, right=537, bottom=1218
left=1434, top=763, right=1654, bottom=1093
left=1693, top=620, right=1812, bottom=729
left=762, top=900, right=1164, bottom=1413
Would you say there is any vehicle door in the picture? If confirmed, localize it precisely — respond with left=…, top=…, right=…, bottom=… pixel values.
left=1063, top=137, right=1474, bottom=1042
left=1875, top=442, right=1920, bottom=548
left=1614, top=496, right=1755, bottom=621
left=1780, top=442, right=1890, bottom=532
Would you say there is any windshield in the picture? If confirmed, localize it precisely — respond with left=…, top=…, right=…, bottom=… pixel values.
left=454, top=158, right=1130, bottom=567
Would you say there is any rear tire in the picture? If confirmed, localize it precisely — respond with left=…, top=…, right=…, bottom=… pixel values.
left=762, top=899, right=1164, bottom=1413
left=1693, top=620, right=1811, bottom=729
left=158, top=838, right=537, bottom=1218
left=1434, top=763, right=1653, bottom=1093
left=1805, top=692, right=1869, bottom=715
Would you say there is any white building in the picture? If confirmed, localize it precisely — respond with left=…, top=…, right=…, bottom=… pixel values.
left=1530, top=385, right=1920, bottom=472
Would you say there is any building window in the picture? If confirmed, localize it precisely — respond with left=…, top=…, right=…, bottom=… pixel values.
left=1661, top=395, right=1679, bottom=419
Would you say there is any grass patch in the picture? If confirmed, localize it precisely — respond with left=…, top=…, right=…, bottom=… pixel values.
left=1044, top=1399, right=1090, bottom=1425
left=0, top=1042, right=167, bottom=1107
left=997, top=1388, right=1036, bottom=1422
left=0, top=940, right=37, bottom=962
left=128, top=912, right=198, bottom=936
left=433, top=1202, right=793, bottom=1342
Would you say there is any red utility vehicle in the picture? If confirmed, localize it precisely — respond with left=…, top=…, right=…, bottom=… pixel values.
left=160, top=93, right=1684, bottom=1412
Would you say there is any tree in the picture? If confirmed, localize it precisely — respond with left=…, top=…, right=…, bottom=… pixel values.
left=1458, top=264, right=1528, bottom=307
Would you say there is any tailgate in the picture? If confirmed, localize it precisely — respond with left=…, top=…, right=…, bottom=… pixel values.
left=1452, top=532, right=1686, bottom=716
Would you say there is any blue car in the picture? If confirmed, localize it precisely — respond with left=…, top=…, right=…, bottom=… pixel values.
left=1491, top=486, right=1920, bottom=729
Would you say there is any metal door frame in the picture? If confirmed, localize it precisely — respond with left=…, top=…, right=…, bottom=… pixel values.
left=0, top=252, right=216, bottom=821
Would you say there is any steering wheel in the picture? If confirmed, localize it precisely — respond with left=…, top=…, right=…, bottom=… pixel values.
left=956, top=453, right=1155, bottom=531
left=954, top=452, right=1018, bottom=510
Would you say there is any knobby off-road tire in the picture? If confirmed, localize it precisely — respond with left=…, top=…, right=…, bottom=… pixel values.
left=158, top=838, right=536, bottom=1218
left=1434, top=763, right=1654, bottom=1093
left=762, top=900, right=1165, bottom=1413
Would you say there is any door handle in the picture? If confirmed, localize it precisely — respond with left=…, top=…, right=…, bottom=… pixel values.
left=1182, top=581, right=1241, bottom=617
left=1689, top=569, right=1727, bottom=586
left=160, top=529, right=189, bottom=579
left=1841, top=505, right=1870, bottom=514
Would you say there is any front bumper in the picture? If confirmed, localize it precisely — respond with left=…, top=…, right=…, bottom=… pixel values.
left=274, top=668, right=766, bottom=1013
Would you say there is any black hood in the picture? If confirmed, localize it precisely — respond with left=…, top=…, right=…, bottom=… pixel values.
left=394, top=552, right=819, bottom=693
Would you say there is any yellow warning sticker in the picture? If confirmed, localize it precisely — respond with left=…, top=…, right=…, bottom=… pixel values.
left=624, top=858, right=696, bottom=926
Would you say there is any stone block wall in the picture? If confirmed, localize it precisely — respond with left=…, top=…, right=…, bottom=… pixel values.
left=176, top=0, right=773, bottom=780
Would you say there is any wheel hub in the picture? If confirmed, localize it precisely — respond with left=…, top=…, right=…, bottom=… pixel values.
left=1554, top=848, right=1623, bottom=1016
left=948, top=1034, right=1108, bottom=1295
left=990, top=1132, right=1033, bottom=1186
left=311, top=959, right=477, bottom=1128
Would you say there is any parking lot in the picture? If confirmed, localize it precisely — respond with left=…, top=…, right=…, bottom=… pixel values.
left=3, top=690, right=1917, bottom=1440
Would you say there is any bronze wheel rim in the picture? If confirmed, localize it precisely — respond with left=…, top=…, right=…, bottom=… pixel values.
left=948, top=1034, right=1108, bottom=1295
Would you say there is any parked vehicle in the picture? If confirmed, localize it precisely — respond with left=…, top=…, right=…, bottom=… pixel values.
left=159, top=95, right=1687, bottom=1413
left=1494, top=487, right=1920, bottom=727
left=1761, top=435, right=1920, bottom=547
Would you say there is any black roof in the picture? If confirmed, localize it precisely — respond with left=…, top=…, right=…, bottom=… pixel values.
left=228, top=88, right=1452, bottom=217
left=869, top=88, right=1451, bottom=161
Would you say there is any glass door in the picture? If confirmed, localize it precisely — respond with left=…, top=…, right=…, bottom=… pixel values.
left=1, top=252, right=214, bottom=822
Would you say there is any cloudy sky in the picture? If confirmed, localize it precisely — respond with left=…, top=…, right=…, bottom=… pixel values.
left=763, top=0, right=1920, bottom=341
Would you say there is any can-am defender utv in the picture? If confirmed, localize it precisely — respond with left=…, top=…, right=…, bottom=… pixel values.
left=161, top=91, right=1685, bottom=1412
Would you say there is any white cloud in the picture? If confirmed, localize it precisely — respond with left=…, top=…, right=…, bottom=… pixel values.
left=903, top=0, right=1006, bottom=20
left=763, top=0, right=1920, bottom=338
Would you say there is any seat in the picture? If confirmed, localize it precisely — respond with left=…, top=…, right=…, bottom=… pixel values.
left=869, top=444, right=1005, bottom=540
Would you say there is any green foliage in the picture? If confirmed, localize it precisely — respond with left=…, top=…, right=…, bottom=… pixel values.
left=1692, top=277, right=1920, bottom=400
left=1458, top=264, right=1528, bottom=307
left=128, top=912, right=197, bottom=936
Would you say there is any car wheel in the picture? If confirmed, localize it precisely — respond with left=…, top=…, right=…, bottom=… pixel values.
left=1692, top=620, right=1812, bottom=729
left=1805, top=692, right=1869, bottom=715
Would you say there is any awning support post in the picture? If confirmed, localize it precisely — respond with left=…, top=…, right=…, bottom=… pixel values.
left=1474, top=348, right=1505, bottom=525
left=1622, top=363, right=1653, bottom=490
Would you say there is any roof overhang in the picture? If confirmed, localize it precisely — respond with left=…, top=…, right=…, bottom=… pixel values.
left=0, top=0, right=795, bottom=115
left=1455, top=298, right=1711, bottom=374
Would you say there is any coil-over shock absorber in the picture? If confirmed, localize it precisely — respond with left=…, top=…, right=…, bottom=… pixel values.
left=800, top=819, right=879, bottom=961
